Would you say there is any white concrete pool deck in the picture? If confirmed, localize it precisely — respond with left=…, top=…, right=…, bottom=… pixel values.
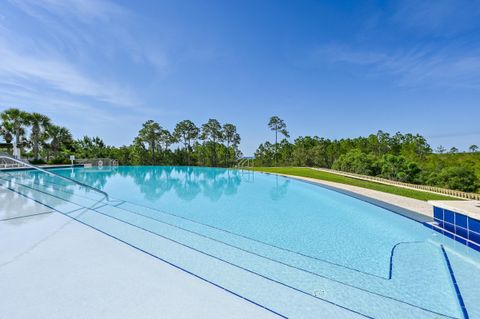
left=0, top=171, right=440, bottom=319
left=0, top=188, right=281, bottom=319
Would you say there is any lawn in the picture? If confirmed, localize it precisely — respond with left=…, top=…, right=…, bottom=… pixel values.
left=250, top=167, right=457, bottom=201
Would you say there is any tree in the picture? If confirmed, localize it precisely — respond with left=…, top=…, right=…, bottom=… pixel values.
left=137, top=120, right=163, bottom=164
left=222, top=123, right=240, bottom=166
left=436, top=145, right=446, bottom=154
left=1, top=108, right=30, bottom=158
left=332, top=149, right=380, bottom=176
left=469, top=144, right=479, bottom=153
left=400, top=133, right=431, bottom=160
left=74, top=136, right=110, bottom=159
left=158, top=128, right=174, bottom=163
left=268, top=116, right=289, bottom=166
left=449, top=147, right=458, bottom=154
left=379, top=154, right=420, bottom=182
left=173, top=120, right=199, bottom=165
left=28, top=112, right=51, bottom=160
left=45, top=125, right=73, bottom=159
left=428, top=166, right=479, bottom=192
left=200, top=119, right=223, bottom=166
left=0, top=122, right=13, bottom=144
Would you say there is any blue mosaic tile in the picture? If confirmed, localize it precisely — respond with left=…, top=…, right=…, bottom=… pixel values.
left=455, top=226, right=468, bottom=239
left=455, top=213, right=468, bottom=228
left=444, top=231, right=455, bottom=239
left=425, top=223, right=438, bottom=231
left=454, top=236, right=467, bottom=245
left=444, top=210, right=455, bottom=224
left=435, top=219, right=444, bottom=228
left=443, top=221, right=455, bottom=233
left=433, top=206, right=443, bottom=220
left=469, top=217, right=480, bottom=233
left=469, top=231, right=480, bottom=244
left=468, top=242, right=480, bottom=252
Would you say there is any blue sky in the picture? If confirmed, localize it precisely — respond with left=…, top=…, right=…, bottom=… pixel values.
left=0, top=0, right=479, bottom=155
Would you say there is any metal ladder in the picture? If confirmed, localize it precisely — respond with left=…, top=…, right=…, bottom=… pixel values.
left=236, top=157, right=255, bottom=169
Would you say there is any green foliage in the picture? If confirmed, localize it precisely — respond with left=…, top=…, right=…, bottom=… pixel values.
left=378, top=154, right=421, bottom=183
left=255, top=119, right=479, bottom=193
left=332, top=149, right=380, bottom=176
left=0, top=108, right=241, bottom=168
left=426, top=166, right=479, bottom=192
left=268, top=116, right=289, bottom=166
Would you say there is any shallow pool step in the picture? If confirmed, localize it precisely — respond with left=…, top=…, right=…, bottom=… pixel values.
left=0, top=174, right=119, bottom=209
left=0, top=179, right=363, bottom=319
left=0, top=178, right=82, bottom=213
left=112, top=200, right=461, bottom=314
left=95, top=202, right=463, bottom=319
left=0, top=174, right=463, bottom=319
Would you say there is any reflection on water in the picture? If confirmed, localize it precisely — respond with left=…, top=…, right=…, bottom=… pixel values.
left=270, top=176, right=290, bottom=201
left=65, top=166, right=249, bottom=203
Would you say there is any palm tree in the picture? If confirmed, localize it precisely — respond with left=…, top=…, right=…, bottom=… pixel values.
left=46, top=125, right=73, bottom=159
left=173, top=120, right=199, bottom=165
left=0, top=108, right=30, bottom=158
left=137, top=120, right=163, bottom=164
left=268, top=116, right=289, bottom=166
left=28, top=113, right=51, bottom=160
left=0, top=122, right=13, bottom=144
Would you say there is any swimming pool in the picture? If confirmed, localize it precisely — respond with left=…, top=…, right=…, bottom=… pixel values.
left=1, top=166, right=479, bottom=318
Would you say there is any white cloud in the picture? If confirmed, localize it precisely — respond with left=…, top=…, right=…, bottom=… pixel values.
left=0, top=0, right=175, bottom=120
left=391, top=0, right=480, bottom=36
left=0, top=38, right=137, bottom=106
left=313, top=44, right=480, bottom=89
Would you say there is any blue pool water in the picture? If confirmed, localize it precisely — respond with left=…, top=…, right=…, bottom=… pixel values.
left=1, top=166, right=480, bottom=319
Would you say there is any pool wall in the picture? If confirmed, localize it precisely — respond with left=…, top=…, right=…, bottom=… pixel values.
left=430, top=205, right=480, bottom=252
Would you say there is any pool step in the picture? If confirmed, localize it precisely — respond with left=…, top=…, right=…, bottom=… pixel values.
left=0, top=176, right=462, bottom=319
left=1, top=173, right=463, bottom=315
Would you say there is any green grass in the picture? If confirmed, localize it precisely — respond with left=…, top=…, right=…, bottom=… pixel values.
left=250, top=167, right=457, bottom=201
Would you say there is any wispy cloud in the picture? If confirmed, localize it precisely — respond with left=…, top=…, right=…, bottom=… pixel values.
left=312, top=44, right=480, bottom=89
left=307, top=0, right=480, bottom=90
left=0, top=37, right=136, bottom=106
left=0, top=0, right=170, bottom=115
left=391, top=0, right=480, bottom=36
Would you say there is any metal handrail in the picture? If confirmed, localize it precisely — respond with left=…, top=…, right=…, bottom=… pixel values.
left=236, top=157, right=254, bottom=169
left=0, top=153, right=110, bottom=201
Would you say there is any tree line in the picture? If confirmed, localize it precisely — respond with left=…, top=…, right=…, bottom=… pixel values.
left=0, top=108, right=241, bottom=167
left=1, top=108, right=478, bottom=192
left=256, top=116, right=480, bottom=192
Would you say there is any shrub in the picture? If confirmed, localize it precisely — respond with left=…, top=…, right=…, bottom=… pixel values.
left=48, top=157, right=70, bottom=165
left=332, top=149, right=380, bottom=176
left=29, top=159, right=46, bottom=165
left=379, top=154, right=421, bottom=183
left=427, top=166, right=479, bottom=192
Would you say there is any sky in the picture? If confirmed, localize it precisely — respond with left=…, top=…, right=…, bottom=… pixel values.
left=0, top=0, right=479, bottom=155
